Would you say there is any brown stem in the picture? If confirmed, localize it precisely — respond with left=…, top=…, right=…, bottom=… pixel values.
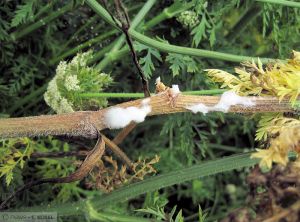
left=0, top=92, right=295, bottom=139
left=101, top=133, right=133, bottom=168
left=107, top=0, right=151, bottom=97
left=113, top=122, right=137, bottom=145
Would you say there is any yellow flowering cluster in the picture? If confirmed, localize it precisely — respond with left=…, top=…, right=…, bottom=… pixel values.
left=252, top=126, right=300, bottom=169
left=206, top=51, right=300, bottom=168
left=206, top=50, right=300, bottom=106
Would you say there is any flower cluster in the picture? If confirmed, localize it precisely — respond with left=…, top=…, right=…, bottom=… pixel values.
left=252, top=126, right=300, bottom=169
left=206, top=51, right=300, bottom=168
left=177, top=11, right=199, bottom=29
left=44, top=51, right=113, bottom=114
left=206, top=50, right=300, bottom=106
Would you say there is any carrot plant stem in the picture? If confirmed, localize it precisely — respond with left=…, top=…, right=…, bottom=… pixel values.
left=79, top=89, right=226, bottom=98
left=0, top=93, right=294, bottom=139
left=85, top=0, right=278, bottom=64
left=15, top=153, right=258, bottom=215
left=10, top=3, right=74, bottom=41
left=96, top=0, right=157, bottom=70
left=49, top=29, right=118, bottom=65
left=256, top=0, right=300, bottom=8
left=142, top=1, right=195, bottom=31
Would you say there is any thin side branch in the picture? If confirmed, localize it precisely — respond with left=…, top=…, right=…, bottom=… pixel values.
left=103, top=0, right=151, bottom=97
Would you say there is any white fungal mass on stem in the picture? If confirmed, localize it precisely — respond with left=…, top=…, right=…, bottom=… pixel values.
left=186, top=91, right=255, bottom=114
left=104, top=98, right=152, bottom=129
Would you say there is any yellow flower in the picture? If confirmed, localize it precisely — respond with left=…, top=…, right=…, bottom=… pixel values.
left=251, top=147, right=288, bottom=169
left=206, top=50, right=300, bottom=106
left=252, top=126, right=300, bottom=168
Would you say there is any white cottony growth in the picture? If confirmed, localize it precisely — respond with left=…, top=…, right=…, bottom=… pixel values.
left=188, top=103, right=209, bottom=114
left=104, top=100, right=151, bottom=129
left=187, top=91, right=255, bottom=114
left=155, top=76, right=161, bottom=84
left=214, top=91, right=254, bottom=112
left=171, top=85, right=180, bottom=95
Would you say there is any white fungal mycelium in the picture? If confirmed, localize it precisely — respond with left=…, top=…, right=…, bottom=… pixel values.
left=187, top=91, right=255, bottom=114
left=170, top=84, right=180, bottom=96
left=104, top=98, right=152, bottom=129
left=155, top=76, right=161, bottom=84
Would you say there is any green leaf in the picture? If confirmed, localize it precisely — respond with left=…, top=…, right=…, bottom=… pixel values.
left=134, top=42, right=162, bottom=78
left=11, top=0, right=36, bottom=27
left=5, top=172, right=13, bottom=186
left=191, top=14, right=208, bottom=47
left=166, top=53, right=198, bottom=77
left=174, top=210, right=184, bottom=222
left=209, top=27, right=216, bottom=47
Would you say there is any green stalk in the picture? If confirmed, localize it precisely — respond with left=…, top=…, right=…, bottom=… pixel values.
left=57, top=3, right=142, bottom=60
left=87, top=38, right=118, bottom=65
left=10, top=3, right=74, bottom=41
left=130, top=30, right=274, bottom=63
left=79, top=89, right=226, bottom=98
left=85, top=0, right=277, bottom=64
left=16, top=153, right=258, bottom=215
left=60, top=15, right=98, bottom=51
left=49, top=29, right=118, bottom=65
left=96, top=0, right=157, bottom=70
left=87, top=203, right=156, bottom=222
left=142, top=1, right=195, bottom=30
left=96, top=0, right=194, bottom=69
left=226, top=4, right=262, bottom=42
left=255, top=0, right=300, bottom=8
left=33, top=1, right=56, bottom=20
left=8, top=85, right=47, bottom=114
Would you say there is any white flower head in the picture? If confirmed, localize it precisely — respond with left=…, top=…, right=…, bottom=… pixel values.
left=64, top=75, right=81, bottom=91
left=56, top=61, right=67, bottom=78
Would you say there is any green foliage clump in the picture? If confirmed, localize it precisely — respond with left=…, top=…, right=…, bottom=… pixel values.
left=44, top=51, right=113, bottom=113
left=134, top=42, right=162, bottom=78
left=0, top=138, right=34, bottom=186
left=10, top=0, right=37, bottom=27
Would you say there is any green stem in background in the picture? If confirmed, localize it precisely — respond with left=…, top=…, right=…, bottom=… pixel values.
left=92, top=153, right=258, bottom=209
left=8, top=85, right=47, bottom=115
left=256, top=0, right=300, bottom=8
left=10, top=3, right=74, bottom=41
left=130, top=30, right=275, bottom=63
left=226, top=4, right=262, bottom=42
left=208, top=143, right=247, bottom=152
left=60, top=15, right=98, bottom=51
left=85, top=0, right=277, bottom=64
left=33, top=1, right=56, bottom=21
left=56, top=3, right=143, bottom=62
left=87, top=37, right=119, bottom=65
left=97, top=0, right=194, bottom=69
left=18, top=153, right=258, bottom=215
left=142, top=1, right=195, bottom=31
left=87, top=202, right=156, bottom=222
left=79, top=89, right=226, bottom=99
left=49, top=29, right=118, bottom=65
left=96, top=0, right=157, bottom=70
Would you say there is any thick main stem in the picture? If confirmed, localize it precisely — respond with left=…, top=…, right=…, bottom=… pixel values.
left=0, top=93, right=294, bottom=139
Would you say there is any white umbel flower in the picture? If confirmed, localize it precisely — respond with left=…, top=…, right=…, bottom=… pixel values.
left=64, top=75, right=81, bottom=91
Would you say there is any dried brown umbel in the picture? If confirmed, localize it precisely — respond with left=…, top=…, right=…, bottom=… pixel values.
left=222, top=163, right=300, bottom=222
